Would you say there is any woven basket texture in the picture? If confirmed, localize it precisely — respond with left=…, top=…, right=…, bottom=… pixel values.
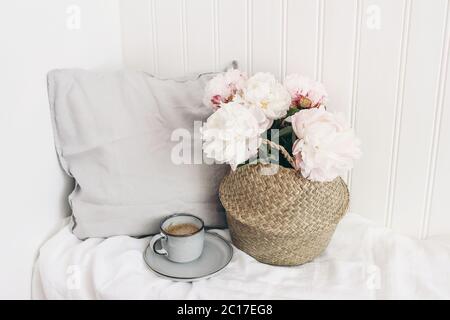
left=219, top=163, right=349, bottom=266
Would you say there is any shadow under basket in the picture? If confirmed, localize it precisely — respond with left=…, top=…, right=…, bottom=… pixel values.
left=219, top=163, right=349, bottom=266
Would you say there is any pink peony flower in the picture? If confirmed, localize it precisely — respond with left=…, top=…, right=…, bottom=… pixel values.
left=203, top=69, right=247, bottom=110
left=291, top=107, right=361, bottom=182
left=284, top=74, right=328, bottom=109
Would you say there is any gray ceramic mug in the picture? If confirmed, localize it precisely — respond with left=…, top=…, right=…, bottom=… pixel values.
left=149, top=213, right=205, bottom=263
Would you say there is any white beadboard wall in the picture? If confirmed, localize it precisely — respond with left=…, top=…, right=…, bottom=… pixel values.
left=119, top=0, right=450, bottom=239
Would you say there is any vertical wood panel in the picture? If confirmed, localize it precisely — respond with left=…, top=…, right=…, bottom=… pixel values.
left=428, top=1, right=450, bottom=238
left=185, top=0, right=215, bottom=73
left=315, top=0, right=325, bottom=81
left=286, top=0, right=318, bottom=78
left=347, top=0, right=363, bottom=186
left=390, top=0, right=448, bottom=237
left=119, top=0, right=153, bottom=73
left=150, top=0, right=159, bottom=74
left=280, top=0, right=288, bottom=79
left=217, top=0, right=247, bottom=72
left=350, top=0, right=405, bottom=226
left=246, top=0, right=253, bottom=74
left=322, top=0, right=357, bottom=117
left=252, top=0, right=282, bottom=77
left=385, top=0, right=412, bottom=229
left=154, top=0, right=184, bottom=77
left=429, top=87, right=450, bottom=236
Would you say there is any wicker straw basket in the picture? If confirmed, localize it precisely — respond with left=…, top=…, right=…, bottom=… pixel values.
left=219, top=140, right=350, bottom=266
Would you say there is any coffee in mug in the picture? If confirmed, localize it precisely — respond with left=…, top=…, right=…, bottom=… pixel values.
left=149, top=213, right=205, bottom=263
left=165, top=223, right=200, bottom=236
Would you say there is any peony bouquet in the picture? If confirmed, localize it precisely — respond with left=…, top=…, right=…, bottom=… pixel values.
left=201, top=68, right=361, bottom=182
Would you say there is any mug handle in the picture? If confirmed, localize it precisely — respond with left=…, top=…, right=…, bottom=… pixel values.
left=149, top=233, right=168, bottom=256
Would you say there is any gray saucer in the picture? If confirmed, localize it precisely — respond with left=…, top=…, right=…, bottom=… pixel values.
left=144, top=232, right=233, bottom=282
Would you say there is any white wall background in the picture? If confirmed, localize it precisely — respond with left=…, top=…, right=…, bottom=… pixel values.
left=1, top=0, right=450, bottom=299
left=120, top=0, right=450, bottom=239
left=0, top=0, right=123, bottom=299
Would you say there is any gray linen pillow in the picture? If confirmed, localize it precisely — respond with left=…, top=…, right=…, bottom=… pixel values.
left=47, top=69, right=228, bottom=239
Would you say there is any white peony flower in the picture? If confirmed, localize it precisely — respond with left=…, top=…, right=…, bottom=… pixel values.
left=291, top=107, right=361, bottom=182
left=231, top=94, right=273, bottom=131
left=201, top=101, right=267, bottom=170
left=203, top=69, right=247, bottom=110
left=241, top=72, right=291, bottom=120
left=284, top=74, right=328, bottom=108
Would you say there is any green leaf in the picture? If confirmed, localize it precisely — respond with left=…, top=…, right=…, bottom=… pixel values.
left=286, top=107, right=300, bottom=117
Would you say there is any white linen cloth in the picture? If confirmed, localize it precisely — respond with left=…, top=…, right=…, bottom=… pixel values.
left=32, top=213, right=450, bottom=299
